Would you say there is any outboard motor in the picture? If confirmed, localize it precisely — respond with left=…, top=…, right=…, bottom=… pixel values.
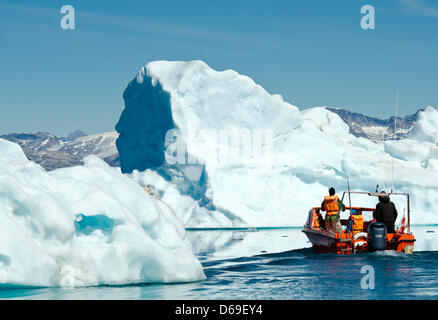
left=367, top=222, right=387, bottom=252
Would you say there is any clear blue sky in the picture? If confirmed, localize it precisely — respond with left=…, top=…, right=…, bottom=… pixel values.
left=1, top=0, right=437, bottom=136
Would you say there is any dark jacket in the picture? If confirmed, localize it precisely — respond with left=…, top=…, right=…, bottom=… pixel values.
left=373, top=196, right=398, bottom=223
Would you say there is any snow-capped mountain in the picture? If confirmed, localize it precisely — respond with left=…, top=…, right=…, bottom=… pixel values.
left=0, top=131, right=119, bottom=170
left=66, top=129, right=87, bottom=141
left=54, top=131, right=120, bottom=167
left=326, top=107, right=421, bottom=142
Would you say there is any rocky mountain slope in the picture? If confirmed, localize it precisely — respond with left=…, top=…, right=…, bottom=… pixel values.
left=0, top=131, right=119, bottom=170
left=326, top=107, right=422, bottom=142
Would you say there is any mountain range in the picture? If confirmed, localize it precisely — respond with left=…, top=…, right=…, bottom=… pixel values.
left=326, top=107, right=421, bottom=142
left=0, top=107, right=422, bottom=170
left=0, top=130, right=119, bottom=170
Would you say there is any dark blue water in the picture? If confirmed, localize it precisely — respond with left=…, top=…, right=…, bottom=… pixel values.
left=199, top=248, right=438, bottom=299
left=1, top=226, right=438, bottom=299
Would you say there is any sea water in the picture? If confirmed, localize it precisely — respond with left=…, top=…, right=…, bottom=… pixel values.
left=1, top=226, right=438, bottom=300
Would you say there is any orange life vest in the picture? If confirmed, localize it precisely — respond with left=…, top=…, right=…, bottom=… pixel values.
left=352, top=214, right=364, bottom=232
left=312, top=211, right=320, bottom=229
left=323, top=195, right=339, bottom=216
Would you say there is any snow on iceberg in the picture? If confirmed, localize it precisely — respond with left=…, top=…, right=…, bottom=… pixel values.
left=116, top=60, right=438, bottom=227
left=301, top=107, right=350, bottom=137
left=384, top=107, right=438, bottom=165
left=0, top=139, right=28, bottom=164
left=409, top=106, right=438, bottom=144
left=0, top=139, right=205, bottom=287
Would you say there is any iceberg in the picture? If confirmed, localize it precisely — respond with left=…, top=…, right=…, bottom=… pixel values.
left=408, top=106, right=438, bottom=144
left=116, top=60, right=438, bottom=227
left=0, top=139, right=205, bottom=287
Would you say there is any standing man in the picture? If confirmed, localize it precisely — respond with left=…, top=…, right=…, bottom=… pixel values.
left=374, top=191, right=398, bottom=233
left=321, top=187, right=345, bottom=233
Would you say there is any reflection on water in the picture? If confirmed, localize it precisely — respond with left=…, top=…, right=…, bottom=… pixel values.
left=1, top=226, right=437, bottom=300
left=186, top=228, right=309, bottom=261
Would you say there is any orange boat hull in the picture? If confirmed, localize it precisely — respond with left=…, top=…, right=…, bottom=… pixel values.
left=302, top=227, right=415, bottom=254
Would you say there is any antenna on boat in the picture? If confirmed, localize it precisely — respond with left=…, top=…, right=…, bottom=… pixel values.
left=347, top=176, right=352, bottom=215
left=390, top=90, right=399, bottom=194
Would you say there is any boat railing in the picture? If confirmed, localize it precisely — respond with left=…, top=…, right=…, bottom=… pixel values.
left=341, top=191, right=411, bottom=234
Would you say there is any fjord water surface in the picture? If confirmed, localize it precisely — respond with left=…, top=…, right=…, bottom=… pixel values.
left=1, top=226, right=438, bottom=299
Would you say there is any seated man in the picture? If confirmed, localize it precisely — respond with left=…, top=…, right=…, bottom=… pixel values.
left=306, top=208, right=324, bottom=230
left=347, top=209, right=364, bottom=234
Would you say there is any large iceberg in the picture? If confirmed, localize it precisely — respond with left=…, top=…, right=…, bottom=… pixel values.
left=0, top=138, right=205, bottom=287
left=116, top=60, right=438, bottom=227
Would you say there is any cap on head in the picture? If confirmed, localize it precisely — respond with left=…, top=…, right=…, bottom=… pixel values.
left=379, top=190, right=387, bottom=201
